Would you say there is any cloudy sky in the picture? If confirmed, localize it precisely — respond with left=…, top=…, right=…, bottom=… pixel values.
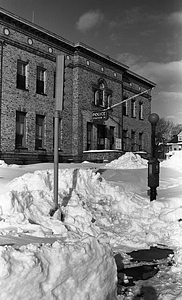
left=1, top=0, right=182, bottom=124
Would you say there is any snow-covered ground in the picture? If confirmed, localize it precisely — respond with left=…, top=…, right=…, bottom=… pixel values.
left=0, top=152, right=182, bottom=299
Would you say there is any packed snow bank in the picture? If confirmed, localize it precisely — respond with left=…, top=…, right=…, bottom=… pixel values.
left=161, top=151, right=182, bottom=172
left=1, top=166, right=182, bottom=299
left=0, top=238, right=117, bottom=300
left=0, top=168, right=119, bottom=300
left=105, top=152, right=148, bottom=169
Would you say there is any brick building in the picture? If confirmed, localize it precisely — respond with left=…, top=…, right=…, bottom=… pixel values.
left=0, top=8, right=155, bottom=164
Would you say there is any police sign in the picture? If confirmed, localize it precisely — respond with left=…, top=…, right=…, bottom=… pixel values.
left=92, top=111, right=108, bottom=120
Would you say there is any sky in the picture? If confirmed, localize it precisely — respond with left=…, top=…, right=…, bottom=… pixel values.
left=0, top=0, right=182, bottom=124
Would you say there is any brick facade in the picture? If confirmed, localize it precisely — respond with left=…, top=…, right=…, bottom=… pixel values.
left=0, top=8, right=155, bottom=164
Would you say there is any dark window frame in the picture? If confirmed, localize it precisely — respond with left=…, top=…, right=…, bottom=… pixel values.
left=110, top=126, right=115, bottom=150
left=131, top=100, right=136, bottom=118
left=36, top=67, right=46, bottom=95
left=16, top=60, right=28, bottom=90
left=97, top=124, right=106, bottom=150
left=139, top=132, right=143, bottom=151
left=15, top=111, right=26, bottom=149
left=35, top=114, right=45, bottom=150
left=123, top=129, right=128, bottom=151
left=87, top=122, right=93, bottom=151
left=131, top=130, right=136, bottom=151
left=139, top=102, right=144, bottom=120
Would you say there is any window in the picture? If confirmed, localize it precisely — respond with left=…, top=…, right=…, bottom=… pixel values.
left=110, top=126, right=115, bottom=150
left=97, top=124, right=105, bottom=150
left=139, top=102, right=143, bottom=120
left=15, top=111, right=26, bottom=148
left=123, top=130, right=128, bottom=151
left=35, top=115, right=45, bottom=149
left=139, top=132, right=143, bottom=151
left=17, top=60, right=28, bottom=90
left=131, top=100, right=136, bottom=118
left=122, top=101, right=128, bottom=116
left=131, top=130, right=136, bottom=151
left=94, top=80, right=112, bottom=109
left=122, top=93, right=128, bottom=116
left=87, top=122, right=93, bottom=150
left=36, top=67, right=46, bottom=94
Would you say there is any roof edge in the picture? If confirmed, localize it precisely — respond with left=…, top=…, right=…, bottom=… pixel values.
left=74, top=42, right=129, bottom=71
left=0, top=7, right=74, bottom=48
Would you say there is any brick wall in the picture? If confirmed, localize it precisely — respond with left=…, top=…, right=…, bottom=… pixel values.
left=0, top=12, right=154, bottom=164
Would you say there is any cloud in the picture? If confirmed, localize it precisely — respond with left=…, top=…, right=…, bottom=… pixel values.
left=76, top=10, right=104, bottom=32
left=156, top=91, right=182, bottom=103
left=117, top=53, right=182, bottom=92
left=117, top=53, right=182, bottom=122
left=133, top=61, right=182, bottom=92
left=168, top=12, right=182, bottom=25
left=117, top=53, right=142, bottom=67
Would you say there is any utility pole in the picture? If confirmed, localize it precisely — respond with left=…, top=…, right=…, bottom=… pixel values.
left=53, top=55, right=64, bottom=210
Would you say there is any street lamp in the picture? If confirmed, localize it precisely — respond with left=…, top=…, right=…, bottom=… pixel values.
left=148, top=113, right=160, bottom=201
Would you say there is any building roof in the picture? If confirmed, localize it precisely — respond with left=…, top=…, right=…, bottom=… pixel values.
left=167, top=132, right=182, bottom=145
left=0, top=7, right=156, bottom=87
left=168, top=135, right=178, bottom=144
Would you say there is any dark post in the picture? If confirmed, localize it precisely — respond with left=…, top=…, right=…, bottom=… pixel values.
left=148, top=113, right=159, bottom=201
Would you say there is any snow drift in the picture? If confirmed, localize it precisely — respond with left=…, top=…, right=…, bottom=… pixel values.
left=105, top=152, right=148, bottom=169
left=1, top=161, right=182, bottom=299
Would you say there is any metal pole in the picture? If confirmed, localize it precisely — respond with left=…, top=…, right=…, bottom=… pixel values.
left=151, top=123, right=156, bottom=201
left=105, top=88, right=152, bottom=110
left=54, top=110, right=59, bottom=209
left=151, top=124, right=156, bottom=159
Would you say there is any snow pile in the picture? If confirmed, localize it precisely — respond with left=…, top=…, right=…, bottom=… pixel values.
left=161, top=151, right=182, bottom=171
left=1, top=165, right=182, bottom=298
left=0, top=160, right=8, bottom=167
left=0, top=238, right=117, bottom=300
left=105, top=152, right=148, bottom=169
left=0, top=168, right=120, bottom=300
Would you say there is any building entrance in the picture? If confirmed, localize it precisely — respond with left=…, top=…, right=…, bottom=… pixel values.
left=97, top=124, right=105, bottom=150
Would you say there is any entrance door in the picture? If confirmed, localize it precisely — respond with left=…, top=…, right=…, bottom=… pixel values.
left=97, top=124, right=105, bottom=150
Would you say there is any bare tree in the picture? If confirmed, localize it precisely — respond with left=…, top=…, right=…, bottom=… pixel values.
left=155, top=118, right=174, bottom=144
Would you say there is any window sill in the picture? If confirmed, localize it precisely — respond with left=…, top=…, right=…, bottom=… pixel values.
left=16, top=87, right=29, bottom=92
left=93, top=104, right=107, bottom=109
left=36, top=92, right=47, bottom=96
left=15, top=147, right=28, bottom=151
left=35, top=147, right=46, bottom=151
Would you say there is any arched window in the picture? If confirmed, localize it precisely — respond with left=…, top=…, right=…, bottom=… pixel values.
left=139, top=101, right=143, bottom=120
left=93, top=79, right=112, bottom=108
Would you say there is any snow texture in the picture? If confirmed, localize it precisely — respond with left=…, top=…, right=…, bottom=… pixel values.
left=0, top=151, right=182, bottom=299
left=105, top=152, right=148, bottom=169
